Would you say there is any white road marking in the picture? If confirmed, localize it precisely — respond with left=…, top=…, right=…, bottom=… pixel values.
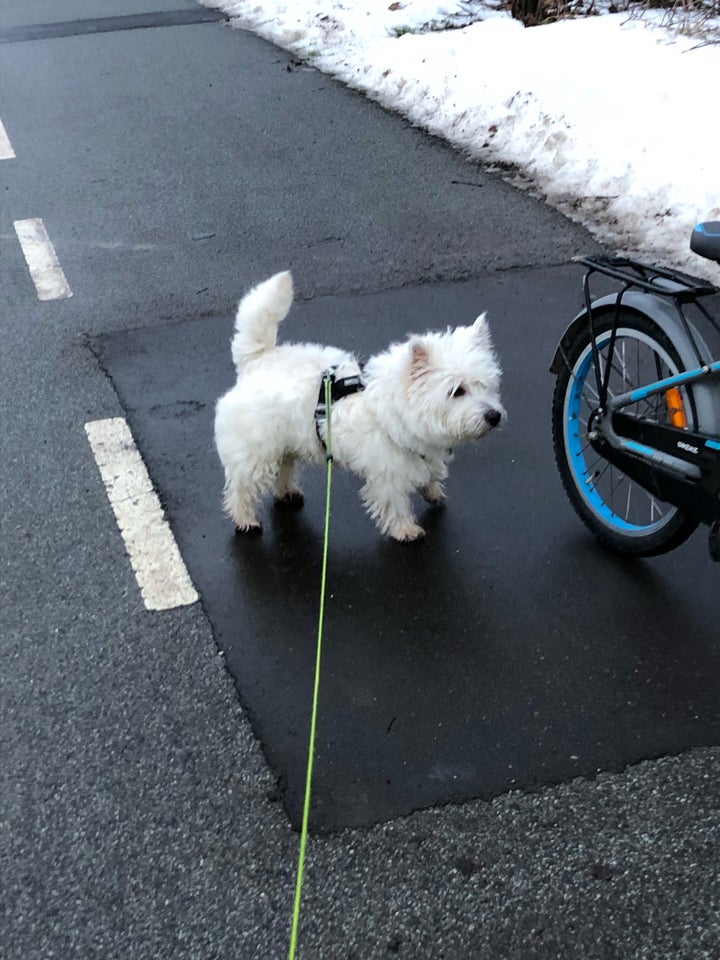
left=85, top=417, right=198, bottom=612
left=0, top=119, right=15, bottom=159
left=13, top=218, right=73, bottom=300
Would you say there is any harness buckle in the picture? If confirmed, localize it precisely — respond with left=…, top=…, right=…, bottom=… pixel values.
left=314, top=365, right=365, bottom=452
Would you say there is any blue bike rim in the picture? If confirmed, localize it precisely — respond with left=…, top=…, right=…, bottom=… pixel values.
left=563, top=330, right=682, bottom=536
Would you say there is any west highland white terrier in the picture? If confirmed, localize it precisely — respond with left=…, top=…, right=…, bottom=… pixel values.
left=214, top=271, right=505, bottom=542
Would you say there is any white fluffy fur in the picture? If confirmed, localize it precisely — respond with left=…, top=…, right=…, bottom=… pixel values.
left=214, top=271, right=505, bottom=541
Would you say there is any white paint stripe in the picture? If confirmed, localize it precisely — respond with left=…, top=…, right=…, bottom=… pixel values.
left=0, top=119, right=15, bottom=159
left=85, top=417, right=198, bottom=612
left=14, top=218, right=73, bottom=301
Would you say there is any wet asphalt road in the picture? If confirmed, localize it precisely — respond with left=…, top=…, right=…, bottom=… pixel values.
left=1, top=2, right=719, bottom=958
left=95, top=273, right=719, bottom=834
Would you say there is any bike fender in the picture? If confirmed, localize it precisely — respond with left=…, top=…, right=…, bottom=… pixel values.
left=550, top=290, right=720, bottom=436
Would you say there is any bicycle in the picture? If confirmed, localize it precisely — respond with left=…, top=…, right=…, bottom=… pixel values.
left=550, top=221, right=720, bottom=562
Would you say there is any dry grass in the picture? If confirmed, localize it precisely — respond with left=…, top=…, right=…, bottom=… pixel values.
left=509, top=0, right=720, bottom=37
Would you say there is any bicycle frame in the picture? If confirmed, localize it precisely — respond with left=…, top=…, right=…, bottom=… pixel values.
left=593, top=363, right=720, bottom=526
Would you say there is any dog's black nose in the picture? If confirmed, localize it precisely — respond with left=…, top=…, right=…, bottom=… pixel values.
left=485, top=408, right=502, bottom=428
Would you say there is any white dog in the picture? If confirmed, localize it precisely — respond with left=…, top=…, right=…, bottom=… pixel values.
left=214, top=271, right=505, bottom=542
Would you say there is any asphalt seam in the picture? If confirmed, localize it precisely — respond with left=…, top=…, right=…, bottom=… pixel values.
left=0, top=8, right=228, bottom=44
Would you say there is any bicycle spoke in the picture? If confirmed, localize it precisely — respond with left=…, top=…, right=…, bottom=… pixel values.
left=582, top=450, right=605, bottom=475
left=581, top=395, right=597, bottom=417
left=592, top=459, right=612, bottom=487
left=605, top=348, right=630, bottom=390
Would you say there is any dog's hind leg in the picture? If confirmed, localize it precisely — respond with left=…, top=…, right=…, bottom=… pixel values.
left=273, top=456, right=304, bottom=510
left=223, top=482, right=262, bottom=534
left=222, top=458, right=276, bottom=534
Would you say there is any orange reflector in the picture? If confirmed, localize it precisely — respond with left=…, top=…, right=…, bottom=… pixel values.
left=666, top=386, right=688, bottom=429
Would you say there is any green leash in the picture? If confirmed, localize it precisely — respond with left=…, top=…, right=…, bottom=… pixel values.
left=288, top=376, right=334, bottom=960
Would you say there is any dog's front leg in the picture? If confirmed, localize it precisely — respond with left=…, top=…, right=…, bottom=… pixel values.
left=420, top=482, right=446, bottom=505
left=420, top=458, right=448, bottom=506
left=361, top=480, right=425, bottom=542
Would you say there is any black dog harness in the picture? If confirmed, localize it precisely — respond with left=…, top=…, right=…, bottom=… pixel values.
left=314, top=365, right=365, bottom=455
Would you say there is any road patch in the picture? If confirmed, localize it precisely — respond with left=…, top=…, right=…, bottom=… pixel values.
left=92, top=269, right=720, bottom=831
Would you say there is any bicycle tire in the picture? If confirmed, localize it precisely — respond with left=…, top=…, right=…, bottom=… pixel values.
left=552, top=308, right=699, bottom=557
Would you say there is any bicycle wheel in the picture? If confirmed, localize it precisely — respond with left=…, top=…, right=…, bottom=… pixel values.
left=552, top=309, right=699, bottom=556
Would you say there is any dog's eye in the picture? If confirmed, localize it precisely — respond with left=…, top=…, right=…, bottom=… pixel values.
left=451, top=385, right=466, bottom=398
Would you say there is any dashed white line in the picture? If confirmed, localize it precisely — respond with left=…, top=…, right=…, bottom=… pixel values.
left=85, top=417, right=198, bottom=612
left=0, top=118, right=15, bottom=159
left=14, top=218, right=73, bottom=301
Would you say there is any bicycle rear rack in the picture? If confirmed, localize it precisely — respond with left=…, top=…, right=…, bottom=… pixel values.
left=573, top=255, right=719, bottom=303
left=574, top=254, right=720, bottom=411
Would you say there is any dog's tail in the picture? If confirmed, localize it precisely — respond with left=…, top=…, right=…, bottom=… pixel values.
left=230, top=271, right=294, bottom=372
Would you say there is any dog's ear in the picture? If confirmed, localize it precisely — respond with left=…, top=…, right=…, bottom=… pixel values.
left=471, top=312, right=492, bottom=347
left=409, top=337, right=432, bottom=373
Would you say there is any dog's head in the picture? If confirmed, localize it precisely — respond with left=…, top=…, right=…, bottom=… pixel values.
left=400, top=313, right=505, bottom=447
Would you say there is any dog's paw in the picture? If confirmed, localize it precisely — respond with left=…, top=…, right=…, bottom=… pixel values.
left=274, top=489, right=305, bottom=511
left=420, top=482, right=447, bottom=506
left=389, top=521, right=426, bottom=543
left=234, top=522, right=262, bottom=536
